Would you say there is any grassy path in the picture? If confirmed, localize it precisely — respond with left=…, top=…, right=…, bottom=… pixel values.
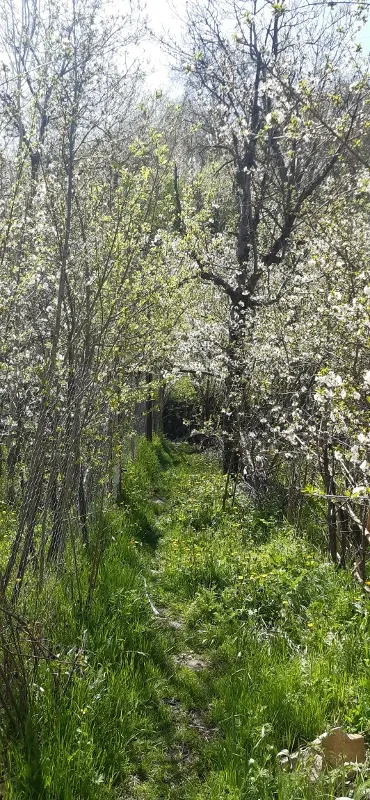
left=136, top=442, right=370, bottom=800
left=4, top=439, right=370, bottom=799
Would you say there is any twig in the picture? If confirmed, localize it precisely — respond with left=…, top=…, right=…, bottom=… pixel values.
left=143, top=578, right=160, bottom=617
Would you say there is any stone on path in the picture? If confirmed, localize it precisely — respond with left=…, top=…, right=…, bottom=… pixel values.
left=167, top=619, right=183, bottom=630
left=277, top=726, right=366, bottom=782
left=315, top=726, right=366, bottom=767
left=174, top=652, right=208, bottom=671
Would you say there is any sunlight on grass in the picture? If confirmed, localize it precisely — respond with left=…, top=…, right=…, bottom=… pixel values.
left=4, top=441, right=370, bottom=799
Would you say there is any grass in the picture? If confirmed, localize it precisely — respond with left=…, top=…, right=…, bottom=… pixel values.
left=2, top=438, right=370, bottom=798
left=150, top=449, right=370, bottom=799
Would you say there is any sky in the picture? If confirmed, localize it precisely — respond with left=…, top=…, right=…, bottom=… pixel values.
left=144, top=0, right=185, bottom=89
left=358, top=15, right=370, bottom=52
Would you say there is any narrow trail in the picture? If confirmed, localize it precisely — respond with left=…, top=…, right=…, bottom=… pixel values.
left=5, top=443, right=369, bottom=799
left=135, top=487, right=219, bottom=799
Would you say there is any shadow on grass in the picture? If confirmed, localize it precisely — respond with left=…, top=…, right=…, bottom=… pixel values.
left=134, top=508, right=160, bottom=550
left=154, top=437, right=185, bottom=470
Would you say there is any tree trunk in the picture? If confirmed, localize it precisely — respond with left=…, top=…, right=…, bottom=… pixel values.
left=222, top=304, right=245, bottom=475
left=145, top=372, right=153, bottom=443
left=322, top=443, right=337, bottom=563
left=78, top=467, right=89, bottom=547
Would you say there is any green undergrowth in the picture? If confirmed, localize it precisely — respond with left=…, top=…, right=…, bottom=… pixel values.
left=3, top=438, right=193, bottom=799
left=150, top=451, right=370, bottom=799
left=3, top=439, right=370, bottom=799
